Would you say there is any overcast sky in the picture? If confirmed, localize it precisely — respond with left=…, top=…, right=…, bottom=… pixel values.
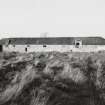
left=0, top=0, right=105, bottom=39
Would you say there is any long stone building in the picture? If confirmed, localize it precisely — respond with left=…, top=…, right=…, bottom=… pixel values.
left=0, top=37, right=105, bottom=52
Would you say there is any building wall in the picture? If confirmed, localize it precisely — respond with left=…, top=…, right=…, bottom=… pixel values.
left=2, top=45, right=105, bottom=52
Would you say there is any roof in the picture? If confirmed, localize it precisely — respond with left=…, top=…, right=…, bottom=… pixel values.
left=0, top=37, right=105, bottom=45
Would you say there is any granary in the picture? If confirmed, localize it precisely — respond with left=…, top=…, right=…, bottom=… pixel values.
left=0, top=37, right=105, bottom=52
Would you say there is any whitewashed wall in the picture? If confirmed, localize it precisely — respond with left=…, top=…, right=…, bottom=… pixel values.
left=3, top=45, right=105, bottom=52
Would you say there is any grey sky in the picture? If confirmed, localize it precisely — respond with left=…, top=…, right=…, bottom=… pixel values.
left=0, top=0, right=105, bottom=38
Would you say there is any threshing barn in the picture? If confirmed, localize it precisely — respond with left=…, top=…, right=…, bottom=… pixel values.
left=0, top=37, right=105, bottom=52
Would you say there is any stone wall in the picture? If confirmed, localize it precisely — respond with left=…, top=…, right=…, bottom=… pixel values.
left=2, top=45, right=105, bottom=52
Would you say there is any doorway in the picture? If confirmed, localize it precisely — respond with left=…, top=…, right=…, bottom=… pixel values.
left=25, top=47, right=27, bottom=52
left=0, top=45, right=2, bottom=52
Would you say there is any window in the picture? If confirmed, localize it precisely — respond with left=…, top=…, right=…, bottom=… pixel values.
left=27, top=44, right=30, bottom=47
left=75, top=40, right=82, bottom=48
left=43, top=44, right=47, bottom=47
left=75, top=42, right=80, bottom=48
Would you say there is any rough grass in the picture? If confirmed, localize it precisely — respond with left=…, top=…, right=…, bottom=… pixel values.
left=0, top=51, right=105, bottom=105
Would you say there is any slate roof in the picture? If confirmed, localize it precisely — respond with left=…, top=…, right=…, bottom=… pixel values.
left=0, top=37, right=105, bottom=45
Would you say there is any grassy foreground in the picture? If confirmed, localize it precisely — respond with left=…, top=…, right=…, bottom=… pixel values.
left=0, top=51, right=105, bottom=105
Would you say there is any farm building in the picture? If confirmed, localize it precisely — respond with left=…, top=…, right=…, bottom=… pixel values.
left=0, top=37, right=105, bottom=52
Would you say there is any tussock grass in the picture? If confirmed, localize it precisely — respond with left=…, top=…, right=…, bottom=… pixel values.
left=0, top=52, right=105, bottom=105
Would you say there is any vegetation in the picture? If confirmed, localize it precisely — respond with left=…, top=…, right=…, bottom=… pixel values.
left=0, top=51, right=105, bottom=105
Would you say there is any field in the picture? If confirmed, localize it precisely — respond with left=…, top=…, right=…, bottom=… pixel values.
left=0, top=51, right=105, bottom=105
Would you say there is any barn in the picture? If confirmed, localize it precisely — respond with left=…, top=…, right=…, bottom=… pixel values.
left=0, top=37, right=105, bottom=52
